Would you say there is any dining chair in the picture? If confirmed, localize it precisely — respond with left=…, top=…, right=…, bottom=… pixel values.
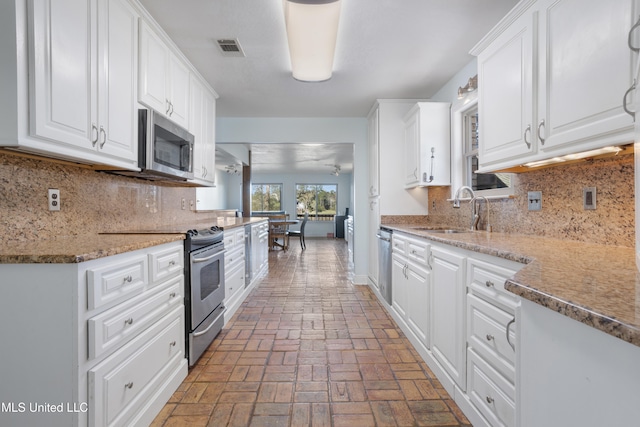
left=268, top=214, right=289, bottom=250
left=288, top=212, right=308, bottom=250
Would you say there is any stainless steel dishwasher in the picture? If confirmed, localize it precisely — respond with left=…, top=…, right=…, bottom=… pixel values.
left=376, top=227, right=392, bottom=305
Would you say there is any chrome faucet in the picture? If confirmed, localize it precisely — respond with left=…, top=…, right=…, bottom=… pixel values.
left=453, top=186, right=478, bottom=231
left=471, top=196, right=491, bottom=232
left=452, top=186, right=475, bottom=208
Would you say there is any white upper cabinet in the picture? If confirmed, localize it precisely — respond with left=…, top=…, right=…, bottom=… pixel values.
left=403, top=102, right=451, bottom=188
left=189, top=74, right=217, bottom=186
left=25, top=0, right=138, bottom=167
left=139, top=20, right=190, bottom=129
left=473, top=0, right=638, bottom=172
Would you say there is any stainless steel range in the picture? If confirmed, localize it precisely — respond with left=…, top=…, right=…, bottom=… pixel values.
left=184, top=227, right=225, bottom=366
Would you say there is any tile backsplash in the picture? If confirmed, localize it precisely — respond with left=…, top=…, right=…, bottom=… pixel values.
left=0, top=151, right=210, bottom=242
left=383, top=153, right=634, bottom=247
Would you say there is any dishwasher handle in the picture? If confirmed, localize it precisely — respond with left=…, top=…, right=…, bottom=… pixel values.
left=376, top=233, right=391, bottom=242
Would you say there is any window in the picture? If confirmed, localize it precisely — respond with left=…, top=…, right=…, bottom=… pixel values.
left=295, top=184, right=337, bottom=221
left=451, top=92, right=513, bottom=199
left=462, top=105, right=512, bottom=192
left=251, top=184, right=282, bottom=212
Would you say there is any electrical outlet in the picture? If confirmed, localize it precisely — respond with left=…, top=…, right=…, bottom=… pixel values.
left=48, top=189, right=60, bottom=211
left=527, top=191, right=541, bottom=211
left=181, top=198, right=186, bottom=210
left=583, top=187, right=596, bottom=210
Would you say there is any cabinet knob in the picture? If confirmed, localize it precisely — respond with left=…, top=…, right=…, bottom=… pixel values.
left=486, top=396, right=494, bottom=404
left=485, top=280, right=494, bottom=288
left=169, top=260, right=176, bottom=266
left=486, top=334, right=494, bottom=341
left=123, top=275, right=133, bottom=283
left=170, top=341, right=176, bottom=347
left=169, top=292, right=176, bottom=298
left=125, top=382, right=134, bottom=389
left=124, top=318, right=134, bottom=325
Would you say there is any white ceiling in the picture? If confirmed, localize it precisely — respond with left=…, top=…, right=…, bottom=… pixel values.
left=138, top=0, right=518, bottom=172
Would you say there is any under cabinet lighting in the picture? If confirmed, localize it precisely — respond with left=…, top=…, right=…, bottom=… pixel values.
left=522, top=146, right=624, bottom=168
left=283, top=0, right=342, bottom=82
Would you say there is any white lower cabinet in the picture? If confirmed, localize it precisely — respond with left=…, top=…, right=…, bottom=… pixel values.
left=251, top=221, right=269, bottom=280
left=430, top=245, right=466, bottom=392
left=384, top=231, right=525, bottom=427
left=224, top=227, right=246, bottom=317
left=0, top=241, right=187, bottom=427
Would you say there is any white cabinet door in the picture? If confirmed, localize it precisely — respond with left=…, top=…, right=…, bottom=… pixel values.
left=403, top=111, right=420, bottom=187
left=138, top=20, right=190, bottom=129
left=190, top=75, right=216, bottom=186
left=167, top=53, right=190, bottom=129
left=30, top=0, right=94, bottom=150
left=477, top=8, right=535, bottom=169
left=431, top=244, right=466, bottom=390
left=138, top=20, right=168, bottom=114
left=537, top=0, right=635, bottom=153
left=391, top=252, right=408, bottom=319
left=406, top=262, right=431, bottom=348
left=96, top=0, right=138, bottom=162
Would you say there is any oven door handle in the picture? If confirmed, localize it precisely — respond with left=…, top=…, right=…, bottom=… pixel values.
left=192, top=306, right=226, bottom=337
left=192, top=250, right=225, bottom=263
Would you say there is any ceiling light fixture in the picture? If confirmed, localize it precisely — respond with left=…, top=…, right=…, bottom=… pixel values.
left=283, top=0, right=342, bottom=82
left=330, top=165, right=341, bottom=176
left=522, top=146, right=625, bottom=168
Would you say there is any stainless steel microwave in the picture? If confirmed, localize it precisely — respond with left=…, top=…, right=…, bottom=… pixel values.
left=139, top=109, right=194, bottom=181
left=105, top=109, right=194, bottom=182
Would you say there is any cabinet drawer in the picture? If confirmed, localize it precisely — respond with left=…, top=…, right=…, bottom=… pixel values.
left=406, top=237, right=430, bottom=267
left=89, top=307, right=184, bottom=427
left=87, top=254, right=149, bottom=310
left=467, top=257, right=520, bottom=310
left=225, top=245, right=245, bottom=272
left=467, top=294, right=515, bottom=382
left=149, top=244, right=183, bottom=284
left=225, top=263, right=245, bottom=302
left=392, top=234, right=407, bottom=254
left=88, top=276, right=183, bottom=359
left=233, top=228, right=246, bottom=246
left=223, top=232, right=236, bottom=248
left=467, top=349, right=515, bottom=427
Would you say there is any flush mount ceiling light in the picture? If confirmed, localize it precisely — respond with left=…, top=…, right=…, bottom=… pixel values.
left=283, top=0, right=342, bottom=82
left=330, top=164, right=341, bottom=176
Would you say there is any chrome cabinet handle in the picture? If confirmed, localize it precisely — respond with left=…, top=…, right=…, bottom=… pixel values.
left=628, top=15, right=640, bottom=52
left=169, top=101, right=174, bottom=116
left=427, top=253, right=434, bottom=270
left=123, top=275, right=133, bottom=283
left=169, top=292, right=176, bottom=298
left=486, top=396, right=494, bottom=404
left=125, top=382, right=133, bottom=389
left=169, top=260, right=176, bottom=266
left=623, top=79, right=636, bottom=119
left=99, top=126, right=106, bottom=148
left=166, top=99, right=171, bottom=115
left=506, top=318, right=516, bottom=351
left=523, top=124, right=531, bottom=148
left=485, top=280, right=494, bottom=288
left=91, top=123, right=98, bottom=146
left=537, top=119, right=546, bottom=145
left=486, top=334, right=494, bottom=341
left=124, top=318, right=133, bottom=325
left=170, top=341, right=176, bottom=347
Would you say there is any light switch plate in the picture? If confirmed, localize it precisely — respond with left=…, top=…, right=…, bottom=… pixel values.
left=583, top=187, right=596, bottom=210
left=528, top=191, right=542, bottom=211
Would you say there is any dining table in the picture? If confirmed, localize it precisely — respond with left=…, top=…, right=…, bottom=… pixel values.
left=268, top=218, right=300, bottom=250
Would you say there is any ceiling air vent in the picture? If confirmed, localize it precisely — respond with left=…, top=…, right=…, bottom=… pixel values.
left=216, top=39, right=245, bottom=57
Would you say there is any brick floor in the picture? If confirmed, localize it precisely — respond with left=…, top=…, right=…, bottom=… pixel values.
left=151, top=238, right=472, bottom=427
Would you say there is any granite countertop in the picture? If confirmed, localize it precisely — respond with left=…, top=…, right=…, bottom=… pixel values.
left=0, top=234, right=185, bottom=264
left=384, top=224, right=640, bottom=347
left=0, top=217, right=270, bottom=264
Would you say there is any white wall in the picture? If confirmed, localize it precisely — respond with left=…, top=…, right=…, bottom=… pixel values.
left=216, top=117, right=369, bottom=283
left=252, top=171, right=353, bottom=238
